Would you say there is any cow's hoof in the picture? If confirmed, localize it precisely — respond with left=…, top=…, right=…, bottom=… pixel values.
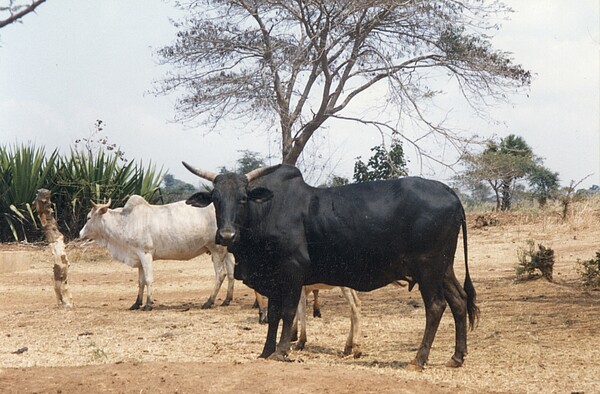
left=313, top=308, right=321, bottom=318
left=343, top=346, right=362, bottom=359
left=406, top=362, right=425, bottom=372
left=267, top=353, right=292, bottom=362
left=201, top=301, right=214, bottom=309
left=294, top=342, right=306, bottom=351
left=142, top=304, right=153, bottom=311
left=258, top=313, right=268, bottom=324
left=129, top=303, right=141, bottom=310
left=445, top=356, right=464, bottom=368
left=220, top=299, right=231, bottom=307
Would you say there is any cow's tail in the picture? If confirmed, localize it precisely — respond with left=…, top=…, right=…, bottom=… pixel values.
left=461, top=214, right=480, bottom=330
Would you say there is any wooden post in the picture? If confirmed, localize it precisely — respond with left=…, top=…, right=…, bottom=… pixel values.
left=33, top=188, right=73, bottom=308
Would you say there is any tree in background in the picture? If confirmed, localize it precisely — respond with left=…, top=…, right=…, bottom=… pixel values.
left=162, top=174, right=197, bottom=203
left=527, top=165, right=559, bottom=207
left=0, top=0, right=46, bottom=29
left=353, top=139, right=407, bottom=183
left=460, top=134, right=551, bottom=210
left=157, top=1, right=530, bottom=167
left=219, top=150, right=268, bottom=174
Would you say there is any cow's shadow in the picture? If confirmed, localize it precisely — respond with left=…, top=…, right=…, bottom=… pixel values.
left=351, top=360, right=410, bottom=369
left=151, top=302, right=204, bottom=311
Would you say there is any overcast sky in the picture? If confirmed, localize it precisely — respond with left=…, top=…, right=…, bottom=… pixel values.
left=1, top=1, right=599, bottom=189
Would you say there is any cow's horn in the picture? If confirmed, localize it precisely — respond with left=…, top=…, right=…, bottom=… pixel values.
left=182, top=161, right=218, bottom=182
left=245, top=165, right=281, bottom=182
left=90, top=198, right=111, bottom=209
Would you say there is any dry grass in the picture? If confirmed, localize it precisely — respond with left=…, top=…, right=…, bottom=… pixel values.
left=0, top=199, right=599, bottom=393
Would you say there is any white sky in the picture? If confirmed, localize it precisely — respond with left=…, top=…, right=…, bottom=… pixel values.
left=1, top=1, right=599, bottom=189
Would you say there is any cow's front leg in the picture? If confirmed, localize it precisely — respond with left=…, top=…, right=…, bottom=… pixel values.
left=140, top=253, right=154, bottom=311
left=129, top=266, right=144, bottom=310
left=259, top=296, right=281, bottom=359
left=269, top=286, right=302, bottom=362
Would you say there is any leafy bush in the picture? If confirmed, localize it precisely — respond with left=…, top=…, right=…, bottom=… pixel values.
left=577, top=252, right=600, bottom=290
left=515, top=240, right=555, bottom=282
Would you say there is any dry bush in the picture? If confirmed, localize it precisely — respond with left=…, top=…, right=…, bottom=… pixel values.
left=515, top=240, right=555, bottom=282
left=578, top=251, right=600, bottom=290
left=473, top=213, right=499, bottom=228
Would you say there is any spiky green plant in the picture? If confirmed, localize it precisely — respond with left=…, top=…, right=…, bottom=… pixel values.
left=0, top=143, right=164, bottom=242
left=0, top=144, right=58, bottom=241
left=52, top=149, right=164, bottom=239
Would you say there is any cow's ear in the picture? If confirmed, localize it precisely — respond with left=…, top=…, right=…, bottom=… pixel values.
left=97, top=206, right=109, bottom=215
left=248, top=187, right=273, bottom=203
left=186, top=192, right=213, bottom=208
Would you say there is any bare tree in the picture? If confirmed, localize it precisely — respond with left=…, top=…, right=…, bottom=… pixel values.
left=0, top=0, right=46, bottom=29
left=157, top=0, right=531, bottom=166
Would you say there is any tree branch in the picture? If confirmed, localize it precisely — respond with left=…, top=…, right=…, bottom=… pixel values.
left=0, top=0, right=46, bottom=29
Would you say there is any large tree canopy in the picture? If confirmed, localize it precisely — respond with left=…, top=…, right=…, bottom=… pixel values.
left=157, top=0, right=530, bottom=166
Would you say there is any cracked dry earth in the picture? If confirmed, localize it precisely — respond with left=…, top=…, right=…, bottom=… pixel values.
left=1, top=210, right=599, bottom=393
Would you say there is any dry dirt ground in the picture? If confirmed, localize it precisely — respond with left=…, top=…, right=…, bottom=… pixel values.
left=1, top=209, right=599, bottom=393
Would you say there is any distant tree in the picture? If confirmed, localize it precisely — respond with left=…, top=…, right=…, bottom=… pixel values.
left=220, top=150, right=268, bottom=174
left=452, top=173, right=493, bottom=206
left=462, top=134, right=536, bottom=211
left=353, top=139, right=407, bottom=183
left=0, top=0, right=47, bottom=29
left=527, top=165, right=559, bottom=207
left=319, top=175, right=350, bottom=188
left=161, top=173, right=197, bottom=203
left=157, top=1, right=531, bottom=167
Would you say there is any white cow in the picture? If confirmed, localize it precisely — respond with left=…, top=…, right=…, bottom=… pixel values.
left=79, top=195, right=235, bottom=311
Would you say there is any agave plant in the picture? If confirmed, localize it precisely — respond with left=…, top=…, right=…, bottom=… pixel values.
left=52, top=149, right=164, bottom=239
left=0, top=143, right=164, bottom=242
left=0, top=144, right=58, bottom=241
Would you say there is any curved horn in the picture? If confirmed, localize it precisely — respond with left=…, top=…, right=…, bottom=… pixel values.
left=245, top=165, right=281, bottom=182
left=90, top=198, right=111, bottom=210
left=182, top=161, right=218, bottom=182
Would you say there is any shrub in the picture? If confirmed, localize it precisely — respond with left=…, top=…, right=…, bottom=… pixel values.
left=516, top=240, right=555, bottom=282
left=577, top=252, right=600, bottom=290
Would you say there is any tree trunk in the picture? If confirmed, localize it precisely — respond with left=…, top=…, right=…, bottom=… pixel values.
left=33, top=189, right=73, bottom=308
left=500, top=180, right=512, bottom=211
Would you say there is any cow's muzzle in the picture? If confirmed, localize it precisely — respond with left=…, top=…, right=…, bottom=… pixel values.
left=216, top=228, right=238, bottom=247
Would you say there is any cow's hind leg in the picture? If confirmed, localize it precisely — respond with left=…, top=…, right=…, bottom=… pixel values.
left=203, top=252, right=228, bottom=309
left=129, top=266, right=144, bottom=310
left=254, top=291, right=268, bottom=324
left=222, top=253, right=235, bottom=306
left=293, top=289, right=308, bottom=350
left=312, top=289, right=321, bottom=318
left=410, top=283, right=447, bottom=370
left=139, top=253, right=154, bottom=311
left=444, top=271, right=469, bottom=368
left=340, top=287, right=362, bottom=358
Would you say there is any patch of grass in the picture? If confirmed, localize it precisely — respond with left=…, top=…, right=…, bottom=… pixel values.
left=515, top=240, right=555, bottom=282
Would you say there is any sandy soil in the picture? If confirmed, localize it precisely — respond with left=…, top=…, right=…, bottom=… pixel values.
left=0, top=209, right=599, bottom=393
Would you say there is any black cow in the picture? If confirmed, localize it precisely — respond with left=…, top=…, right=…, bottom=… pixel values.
left=183, top=162, right=479, bottom=370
